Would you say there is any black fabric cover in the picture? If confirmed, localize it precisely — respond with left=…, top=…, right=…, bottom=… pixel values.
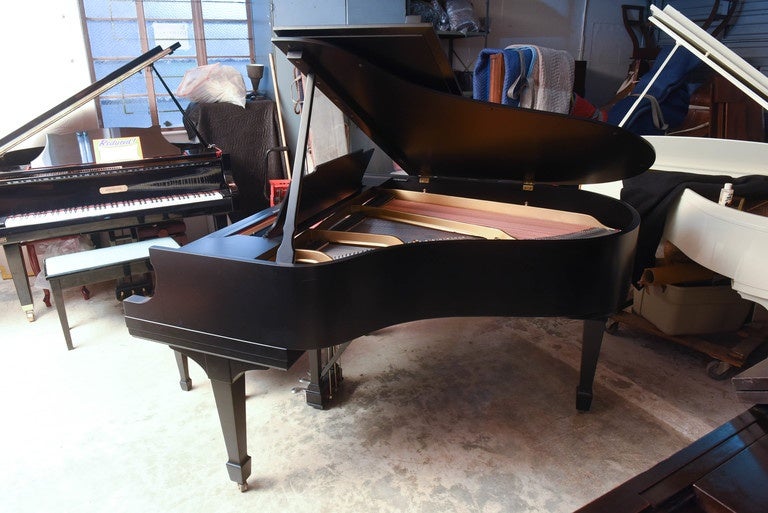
left=621, top=171, right=768, bottom=284
left=185, top=99, right=285, bottom=221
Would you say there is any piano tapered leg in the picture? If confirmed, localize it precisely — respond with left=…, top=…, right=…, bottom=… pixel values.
left=49, top=281, right=74, bottom=351
left=210, top=372, right=251, bottom=492
left=173, top=349, right=267, bottom=490
left=212, top=214, right=229, bottom=230
left=577, top=318, right=606, bottom=411
left=174, top=351, right=192, bottom=391
left=3, top=243, right=35, bottom=321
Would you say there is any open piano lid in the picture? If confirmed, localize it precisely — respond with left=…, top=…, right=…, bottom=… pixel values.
left=0, top=43, right=181, bottom=159
left=272, top=25, right=655, bottom=186
left=638, top=5, right=768, bottom=177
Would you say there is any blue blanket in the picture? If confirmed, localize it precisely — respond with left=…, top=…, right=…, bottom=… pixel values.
left=607, top=45, right=701, bottom=134
left=473, top=47, right=534, bottom=106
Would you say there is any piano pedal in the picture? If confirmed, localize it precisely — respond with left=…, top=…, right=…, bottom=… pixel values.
left=115, top=277, right=154, bottom=301
left=291, top=376, right=311, bottom=395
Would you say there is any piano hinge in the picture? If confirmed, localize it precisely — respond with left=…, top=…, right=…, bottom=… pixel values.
left=522, top=172, right=535, bottom=191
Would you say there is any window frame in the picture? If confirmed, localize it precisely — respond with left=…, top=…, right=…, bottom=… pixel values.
left=78, top=0, right=255, bottom=130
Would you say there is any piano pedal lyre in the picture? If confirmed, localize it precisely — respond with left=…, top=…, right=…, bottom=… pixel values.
left=291, top=345, right=346, bottom=408
left=115, top=274, right=154, bottom=301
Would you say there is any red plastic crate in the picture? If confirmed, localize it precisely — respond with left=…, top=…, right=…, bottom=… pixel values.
left=269, top=179, right=290, bottom=206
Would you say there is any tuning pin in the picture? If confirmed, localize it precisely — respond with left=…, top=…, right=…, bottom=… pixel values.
left=298, top=377, right=310, bottom=384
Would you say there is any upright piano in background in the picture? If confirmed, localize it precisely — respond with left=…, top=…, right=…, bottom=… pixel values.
left=124, top=24, right=654, bottom=490
left=583, top=5, right=768, bottom=374
left=0, top=43, right=237, bottom=321
left=577, top=6, right=768, bottom=511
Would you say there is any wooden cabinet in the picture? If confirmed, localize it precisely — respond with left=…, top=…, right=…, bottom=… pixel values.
left=675, top=74, right=766, bottom=142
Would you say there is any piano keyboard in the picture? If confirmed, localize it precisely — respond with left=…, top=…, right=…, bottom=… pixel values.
left=3, top=190, right=225, bottom=228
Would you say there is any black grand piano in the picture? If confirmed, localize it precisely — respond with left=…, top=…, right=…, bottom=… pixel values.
left=124, top=25, right=654, bottom=490
left=0, top=43, right=237, bottom=321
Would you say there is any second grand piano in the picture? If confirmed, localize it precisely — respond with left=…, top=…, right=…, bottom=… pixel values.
left=0, top=43, right=237, bottom=321
left=124, top=25, right=655, bottom=489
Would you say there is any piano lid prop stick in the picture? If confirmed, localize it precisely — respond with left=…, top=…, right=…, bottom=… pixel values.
left=620, top=4, right=768, bottom=129
left=270, top=52, right=292, bottom=179
left=618, top=42, right=681, bottom=128
left=275, top=72, right=316, bottom=264
left=151, top=64, right=213, bottom=150
left=0, top=44, right=180, bottom=157
left=649, top=4, right=768, bottom=111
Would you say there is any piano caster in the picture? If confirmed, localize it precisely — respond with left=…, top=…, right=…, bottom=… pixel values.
left=576, top=388, right=593, bottom=412
left=605, top=320, right=620, bottom=335
left=23, top=306, right=35, bottom=322
left=173, top=351, right=193, bottom=391
left=237, top=482, right=248, bottom=493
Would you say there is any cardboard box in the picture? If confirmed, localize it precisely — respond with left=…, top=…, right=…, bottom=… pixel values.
left=0, top=246, right=36, bottom=280
left=633, top=284, right=752, bottom=335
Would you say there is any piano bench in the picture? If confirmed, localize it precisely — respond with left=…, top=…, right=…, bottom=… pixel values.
left=43, top=237, right=180, bottom=350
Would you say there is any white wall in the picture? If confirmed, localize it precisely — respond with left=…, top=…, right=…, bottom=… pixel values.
left=0, top=0, right=95, bottom=150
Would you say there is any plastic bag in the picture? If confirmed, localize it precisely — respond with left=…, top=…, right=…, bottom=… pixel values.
left=446, top=0, right=480, bottom=33
left=175, top=63, right=247, bottom=108
left=32, top=236, right=94, bottom=290
left=431, top=0, right=451, bottom=31
left=408, top=0, right=450, bottom=31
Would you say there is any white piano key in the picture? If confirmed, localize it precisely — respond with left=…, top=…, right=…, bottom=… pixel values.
left=4, top=190, right=224, bottom=228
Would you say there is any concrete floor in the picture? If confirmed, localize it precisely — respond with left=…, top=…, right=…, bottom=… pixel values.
left=0, top=275, right=758, bottom=513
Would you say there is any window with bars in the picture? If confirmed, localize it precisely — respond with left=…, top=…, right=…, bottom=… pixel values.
left=79, top=0, right=254, bottom=130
